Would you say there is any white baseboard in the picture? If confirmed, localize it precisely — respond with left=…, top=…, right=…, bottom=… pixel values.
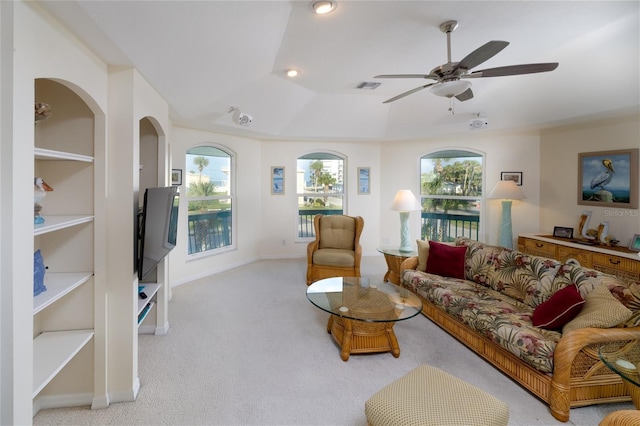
left=33, top=392, right=94, bottom=416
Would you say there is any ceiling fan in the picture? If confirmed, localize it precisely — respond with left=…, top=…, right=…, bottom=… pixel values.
left=375, top=20, right=558, bottom=104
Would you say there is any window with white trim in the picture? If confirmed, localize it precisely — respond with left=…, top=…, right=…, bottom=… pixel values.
left=297, top=153, right=345, bottom=238
left=185, top=146, right=233, bottom=255
left=420, top=150, right=483, bottom=242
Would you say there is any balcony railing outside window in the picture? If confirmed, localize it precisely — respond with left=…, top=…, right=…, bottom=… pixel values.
left=421, top=211, right=479, bottom=242
left=188, top=210, right=231, bottom=254
left=298, top=209, right=342, bottom=238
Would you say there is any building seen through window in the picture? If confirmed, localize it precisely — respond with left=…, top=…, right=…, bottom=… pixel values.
left=297, top=152, right=345, bottom=238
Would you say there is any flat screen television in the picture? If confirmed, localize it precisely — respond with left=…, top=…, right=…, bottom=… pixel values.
left=137, top=186, right=180, bottom=281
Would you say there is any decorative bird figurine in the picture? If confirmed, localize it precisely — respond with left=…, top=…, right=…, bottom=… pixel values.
left=590, top=159, right=615, bottom=190
left=34, top=177, right=53, bottom=224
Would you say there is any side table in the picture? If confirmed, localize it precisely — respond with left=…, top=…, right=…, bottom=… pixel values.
left=377, top=247, right=418, bottom=285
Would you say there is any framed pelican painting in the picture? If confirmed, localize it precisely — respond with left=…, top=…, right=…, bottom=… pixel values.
left=578, top=149, right=638, bottom=209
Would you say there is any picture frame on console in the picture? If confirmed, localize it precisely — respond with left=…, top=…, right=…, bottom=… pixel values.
left=578, top=149, right=639, bottom=209
left=501, top=171, right=522, bottom=186
left=553, top=226, right=574, bottom=239
left=630, top=234, right=640, bottom=252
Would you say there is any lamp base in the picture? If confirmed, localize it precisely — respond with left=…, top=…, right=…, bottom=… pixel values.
left=498, top=200, right=513, bottom=249
left=398, top=211, right=412, bottom=252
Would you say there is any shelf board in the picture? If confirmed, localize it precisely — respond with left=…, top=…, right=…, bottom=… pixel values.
left=34, top=215, right=94, bottom=236
left=35, top=147, right=94, bottom=163
left=33, top=272, right=93, bottom=315
left=137, top=301, right=155, bottom=326
left=33, top=329, right=94, bottom=397
left=137, top=283, right=161, bottom=315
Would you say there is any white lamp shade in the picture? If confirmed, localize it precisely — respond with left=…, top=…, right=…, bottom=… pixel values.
left=391, top=190, right=418, bottom=211
left=488, top=180, right=526, bottom=200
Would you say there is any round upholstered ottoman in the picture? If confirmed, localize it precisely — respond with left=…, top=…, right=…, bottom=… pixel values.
left=365, top=365, right=509, bottom=426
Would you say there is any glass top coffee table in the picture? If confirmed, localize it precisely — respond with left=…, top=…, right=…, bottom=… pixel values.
left=307, top=276, right=422, bottom=361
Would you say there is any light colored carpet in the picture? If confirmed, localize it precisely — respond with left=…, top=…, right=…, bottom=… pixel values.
left=34, top=256, right=632, bottom=425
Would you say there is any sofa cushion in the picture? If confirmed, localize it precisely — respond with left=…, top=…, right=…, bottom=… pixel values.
left=318, top=216, right=355, bottom=250
left=416, top=239, right=429, bottom=272
left=313, top=248, right=355, bottom=267
left=563, top=285, right=633, bottom=334
left=553, top=264, right=640, bottom=327
left=403, top=269, right=559, bottom=373
left=426, top=241, right=466, bottom=279
left=532, top=284, right=584, bottom=330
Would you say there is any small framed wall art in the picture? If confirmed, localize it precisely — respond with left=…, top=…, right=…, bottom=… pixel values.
left=171, top=169, right=182, bottom=186
left=358, top=167, right=370, bottom=195
left=271, top=166, right=284, bottom=195
left=501, top=171, right=522, bottom=186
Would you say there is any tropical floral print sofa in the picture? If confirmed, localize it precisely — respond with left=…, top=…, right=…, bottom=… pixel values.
left=400, top=237, right=640, bottom=422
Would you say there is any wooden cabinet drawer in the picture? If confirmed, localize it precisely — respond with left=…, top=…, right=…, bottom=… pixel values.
left=593, top=253, right=640, bottom=281
left=557, top=246, right=593, bottom=268
left=523, top=238, right=556, bottom=257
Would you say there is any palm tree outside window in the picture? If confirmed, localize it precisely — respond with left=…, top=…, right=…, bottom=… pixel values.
left=420, top=150, right=483, bottom=242
left=185, top=146, right=234, bottom=255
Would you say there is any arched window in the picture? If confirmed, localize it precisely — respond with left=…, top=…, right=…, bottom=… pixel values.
left=420, top=150, right=483, bottom=242
left=297, top=152, right=345, bottom=238
left=185, top=146, right=234, bottom=255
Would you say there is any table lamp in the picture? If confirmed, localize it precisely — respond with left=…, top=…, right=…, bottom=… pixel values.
left=488, top=180, right=526, bottom=248
left=391, top=189, right=418, bottom=252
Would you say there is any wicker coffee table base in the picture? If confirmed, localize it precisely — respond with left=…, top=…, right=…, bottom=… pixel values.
left=327, top=315, right=400, bottom=361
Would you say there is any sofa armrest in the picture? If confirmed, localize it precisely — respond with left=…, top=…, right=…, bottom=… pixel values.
left=550, top=326, right=640, bottom=421
left=400, top=256, right=419, bottom=273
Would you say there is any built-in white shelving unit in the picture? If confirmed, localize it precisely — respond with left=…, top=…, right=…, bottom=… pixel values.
left=137, top=283, right=161, bottom=326
left=33, top=78, right=97, bottom=410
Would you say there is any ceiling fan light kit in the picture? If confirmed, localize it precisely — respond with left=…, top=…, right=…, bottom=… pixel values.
left=374, top=20, right=559, bottom=105
left=430, top=80, right=471, bottom=98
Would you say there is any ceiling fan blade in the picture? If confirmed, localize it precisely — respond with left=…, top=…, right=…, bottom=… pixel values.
left=374, top=74, right=438, bottom=80
left=457, top=41, right=509, bottom=70
left=468, top=62, right=559, bottom=77
left=455, top=88, right=474, bottom=102
left=382, top=83, right=436, bottom=104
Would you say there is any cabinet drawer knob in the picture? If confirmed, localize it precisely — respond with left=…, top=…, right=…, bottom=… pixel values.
left=535, top=243, right=544, bottom=248
left=609, top=258, right=621, bottom=265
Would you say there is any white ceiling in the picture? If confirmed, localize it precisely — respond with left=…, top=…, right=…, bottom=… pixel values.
left=39, top=1, right=640, bottom=142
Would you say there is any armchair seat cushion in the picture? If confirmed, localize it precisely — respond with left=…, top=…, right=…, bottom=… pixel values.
left=313, top=248, right=355, bottom=267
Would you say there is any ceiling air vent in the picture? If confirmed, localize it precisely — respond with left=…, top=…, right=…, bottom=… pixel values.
left=357, top=82, right=381, bottom=90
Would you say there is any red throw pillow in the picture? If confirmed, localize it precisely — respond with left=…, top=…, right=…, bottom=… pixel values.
left=532, top=284, right=585, bottom=330
left=425, top=241, right=466, bottom=279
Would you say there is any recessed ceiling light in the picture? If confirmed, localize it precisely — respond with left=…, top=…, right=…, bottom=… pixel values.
left=311, top=1, right=336, bottom=15
left=286, top=69, right=300, bottom=77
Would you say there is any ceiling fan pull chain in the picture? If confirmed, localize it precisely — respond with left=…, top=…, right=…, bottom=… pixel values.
left=449, top=98, right=455, bottom=114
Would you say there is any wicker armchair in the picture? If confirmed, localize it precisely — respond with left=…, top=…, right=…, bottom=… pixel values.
left=306, top=214, right=364, bottom=285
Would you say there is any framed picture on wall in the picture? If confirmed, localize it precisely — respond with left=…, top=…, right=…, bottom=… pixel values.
left=501, top=171, right=522, bottom=186
left=271, top=166, right=284, bottom=195
left=358, top=167, right=370, bottom=195
left=171, top=169, right=182, bottom=186
left=578, top=149, right=638, bottom=209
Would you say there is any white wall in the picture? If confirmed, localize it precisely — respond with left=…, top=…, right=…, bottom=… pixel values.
left=540, top=114, right=640, bottom=247
left=168, top=127, right=263, bottom=286
left=379, top=131, right=542, bottom=248
left=167, top=129, right=542, bottom=286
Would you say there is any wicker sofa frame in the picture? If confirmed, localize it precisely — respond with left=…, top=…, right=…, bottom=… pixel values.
left=400, top=255, right=640, bottom=422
